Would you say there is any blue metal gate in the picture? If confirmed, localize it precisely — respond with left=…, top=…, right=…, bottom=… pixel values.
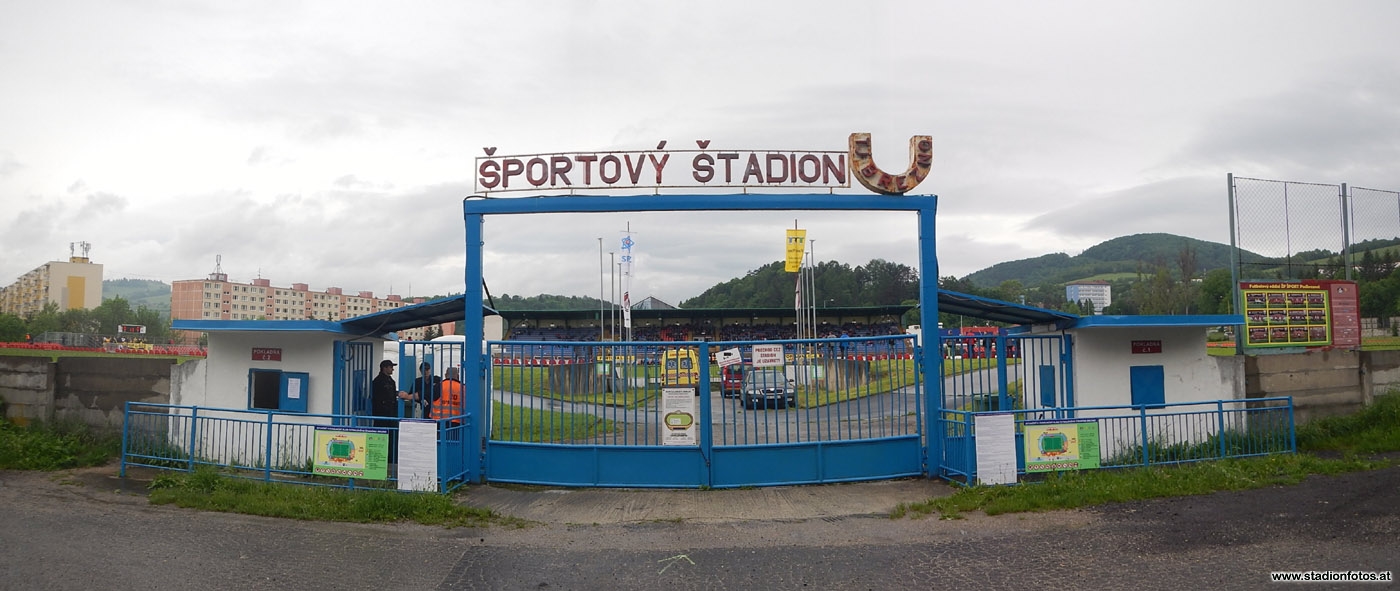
left=483, top=335, right=923, bottom=488
left=937, top=333, right=1074, bottom=480
left=939, top=333, right=1074, bottom=414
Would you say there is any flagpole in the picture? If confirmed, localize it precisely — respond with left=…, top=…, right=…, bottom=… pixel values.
left=598, top=238, right=604, bottom=343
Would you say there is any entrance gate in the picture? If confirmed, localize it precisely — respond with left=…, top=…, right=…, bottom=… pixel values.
left=484, top=335, right=922, bottom=487
left=458, top=193, right=942, bottom=487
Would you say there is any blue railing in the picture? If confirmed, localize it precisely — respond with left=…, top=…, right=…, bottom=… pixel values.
left=120, top=402, right=473, bottom=493
left=939, top=397, right=1296, bottom=484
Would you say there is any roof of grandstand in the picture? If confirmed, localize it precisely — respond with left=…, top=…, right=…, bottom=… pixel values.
left=174, top=289, right=1084, bottom=339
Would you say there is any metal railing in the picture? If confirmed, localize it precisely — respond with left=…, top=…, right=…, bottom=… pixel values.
left=487, top=335, right=921, bottom=447
left=939, top=397, right=1295, bottom=484
left=120, top=402, right=472, bottom=492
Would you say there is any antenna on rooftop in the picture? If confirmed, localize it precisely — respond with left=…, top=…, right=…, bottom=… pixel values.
left=209, top=254, right=228, bottom=282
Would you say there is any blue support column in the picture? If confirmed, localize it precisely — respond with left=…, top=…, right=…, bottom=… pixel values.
left=995, top=332, right=1009, bottom=412
left=698, top=341, right=714, bottom=488
left=463, top=211, right=486, bottom=483
left=917, top=200, right=941, bottom=477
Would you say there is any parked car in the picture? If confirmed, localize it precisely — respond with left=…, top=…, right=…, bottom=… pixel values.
left=741, top=368, right=795, bottom=410
left=720, top=363, right=750, bottom=398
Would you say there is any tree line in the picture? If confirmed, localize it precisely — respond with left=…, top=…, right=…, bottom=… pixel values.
left=0, top=297, right=169, bottom=343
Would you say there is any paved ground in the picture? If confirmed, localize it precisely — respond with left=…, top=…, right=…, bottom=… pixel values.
left=1, top=463, right=1397, bottom=590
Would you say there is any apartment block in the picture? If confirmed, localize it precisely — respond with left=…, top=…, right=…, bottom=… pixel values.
left=1065, top=280, right=1112, bottom=314
left=0, top=256, right=104, bottom=317
left=171, top=272, right=427, bottom=340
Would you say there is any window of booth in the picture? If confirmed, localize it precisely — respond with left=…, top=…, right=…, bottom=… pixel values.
left=248, top=369, right=310, bottom=413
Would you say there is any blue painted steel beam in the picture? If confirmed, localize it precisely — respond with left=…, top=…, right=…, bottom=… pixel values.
left=463, top=193, right=936, bottom=214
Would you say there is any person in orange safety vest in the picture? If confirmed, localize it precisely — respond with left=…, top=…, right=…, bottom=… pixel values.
left=431, top=367, right=464, bottom=423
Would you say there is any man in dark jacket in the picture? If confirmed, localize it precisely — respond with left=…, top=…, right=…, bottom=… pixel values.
left=371, top=360, right=406, bottom=427
left=371, top=359, right=407, bottom=463
left=407, top=361, right=442, bottom=418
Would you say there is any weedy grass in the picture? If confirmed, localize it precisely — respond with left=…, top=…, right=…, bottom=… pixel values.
left=147, top=467, right=526, bottom=528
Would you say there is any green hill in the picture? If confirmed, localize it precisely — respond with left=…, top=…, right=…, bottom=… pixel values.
left=103, top=279, right=170, bottom=315
left=963, top=233, right=1272, bottom=288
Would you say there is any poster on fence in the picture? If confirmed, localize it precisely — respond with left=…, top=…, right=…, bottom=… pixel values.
left=1023, top=419, right=1100, bottom=472
left=660, top=387, right=698, bottom=446
left=974, top=413, right=1018, bottom=485
left=397, top=420, right=439, bottom=492
left=312, top=426, right=389, bottom=480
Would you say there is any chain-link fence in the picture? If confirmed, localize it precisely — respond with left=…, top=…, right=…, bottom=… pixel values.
left=1230, top=176, right=1400, bottom=282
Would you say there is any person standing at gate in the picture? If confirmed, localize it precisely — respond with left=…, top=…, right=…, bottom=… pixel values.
left=431, top=367, right=465, bottom=424
left=372, top=360, right=410, bottom=465
left=401, top=361, right=441, bottom=418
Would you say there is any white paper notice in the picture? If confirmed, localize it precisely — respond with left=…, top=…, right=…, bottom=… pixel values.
left=660, top=387, right=698, bottom=446
left=286, top=377, right=302, bottom=400
left=974, top=413, right=1018, bottom=486
left=397, top=420, right=439, bottom=492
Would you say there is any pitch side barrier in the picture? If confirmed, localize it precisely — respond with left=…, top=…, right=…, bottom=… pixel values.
left=484, top=334, right=924, bottom=488
left=939, top=397, right=1296, bottom=484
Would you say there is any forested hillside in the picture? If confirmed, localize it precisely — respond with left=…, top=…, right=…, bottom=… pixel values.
left=680, top=259, right=918, bottom=308
left=963, top=233, right=1270, bottom=288
left=102, top=279, right=170, bottom=315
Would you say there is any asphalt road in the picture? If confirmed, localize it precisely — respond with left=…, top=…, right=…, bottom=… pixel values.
left=2, top=464, right=1397, bottom=590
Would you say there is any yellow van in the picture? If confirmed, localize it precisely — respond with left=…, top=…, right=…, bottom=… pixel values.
left=660, top=348, right=699, bottom=387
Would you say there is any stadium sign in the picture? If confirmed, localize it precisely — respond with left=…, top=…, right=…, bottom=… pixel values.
left=474, top=133, right=933, bottom=196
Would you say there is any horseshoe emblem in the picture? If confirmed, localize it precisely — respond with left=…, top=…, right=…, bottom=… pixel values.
left=848, top=133, right=933, bottom=195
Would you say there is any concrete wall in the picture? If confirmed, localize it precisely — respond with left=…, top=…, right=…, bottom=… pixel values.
left=0, top=355, right=175, bottom=428
left=1244, top=349, right=1400, bottom=424
left=0, top=356, right=56, bottom=426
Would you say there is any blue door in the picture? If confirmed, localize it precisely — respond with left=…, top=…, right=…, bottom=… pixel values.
left=279, top=371, right=310, bottom=414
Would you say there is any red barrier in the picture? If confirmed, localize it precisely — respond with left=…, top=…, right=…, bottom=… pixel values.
left=0, top=342, right=206, bottom=357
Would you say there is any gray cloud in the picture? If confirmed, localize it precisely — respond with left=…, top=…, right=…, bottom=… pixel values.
left=1170, top=57, right=1400, bottom=184
left=0, top=151, right=21, bottom=178
left=1025, top=176, right=1228, bottom=245
left=71, top=192, right=129, bottom=222
left=4, top=2, right=1400, bottom=304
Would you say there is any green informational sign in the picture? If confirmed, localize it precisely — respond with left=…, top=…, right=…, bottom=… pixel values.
left=312, top=426, right=390, bottom=480
left=1024, top=419, right=1100, bottom=472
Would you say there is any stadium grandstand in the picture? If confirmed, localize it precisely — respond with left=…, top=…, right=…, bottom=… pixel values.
left=498, top=305, right=912, bottom=342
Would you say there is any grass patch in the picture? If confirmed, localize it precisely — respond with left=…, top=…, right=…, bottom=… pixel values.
left=492, top=365, right=658, bottom=408
left=147, top=467, right=522, bottom=527
left=0, top=419, right=122, bottom=470
left=1297, top=392, right=1400, bottom=454
left=896, top=454, right=1388, bottom=520
left=490, top=401, right=617, bottom=442
left=899, top=392, right=1400, bottom=520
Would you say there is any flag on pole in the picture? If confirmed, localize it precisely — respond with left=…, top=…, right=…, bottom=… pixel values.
left=785, top=229, right=806, bottom=272
left=794, top=274, right=803, bottom=312
left=620, top=232, right=635, bottom=331
left=623, top=291, right=632, bottom=329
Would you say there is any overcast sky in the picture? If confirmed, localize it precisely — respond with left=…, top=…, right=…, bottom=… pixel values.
left=3, top=1, right=1399, bottom=306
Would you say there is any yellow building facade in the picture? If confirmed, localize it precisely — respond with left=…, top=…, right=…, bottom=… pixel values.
left=0, top=257, right=104, bottom=317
